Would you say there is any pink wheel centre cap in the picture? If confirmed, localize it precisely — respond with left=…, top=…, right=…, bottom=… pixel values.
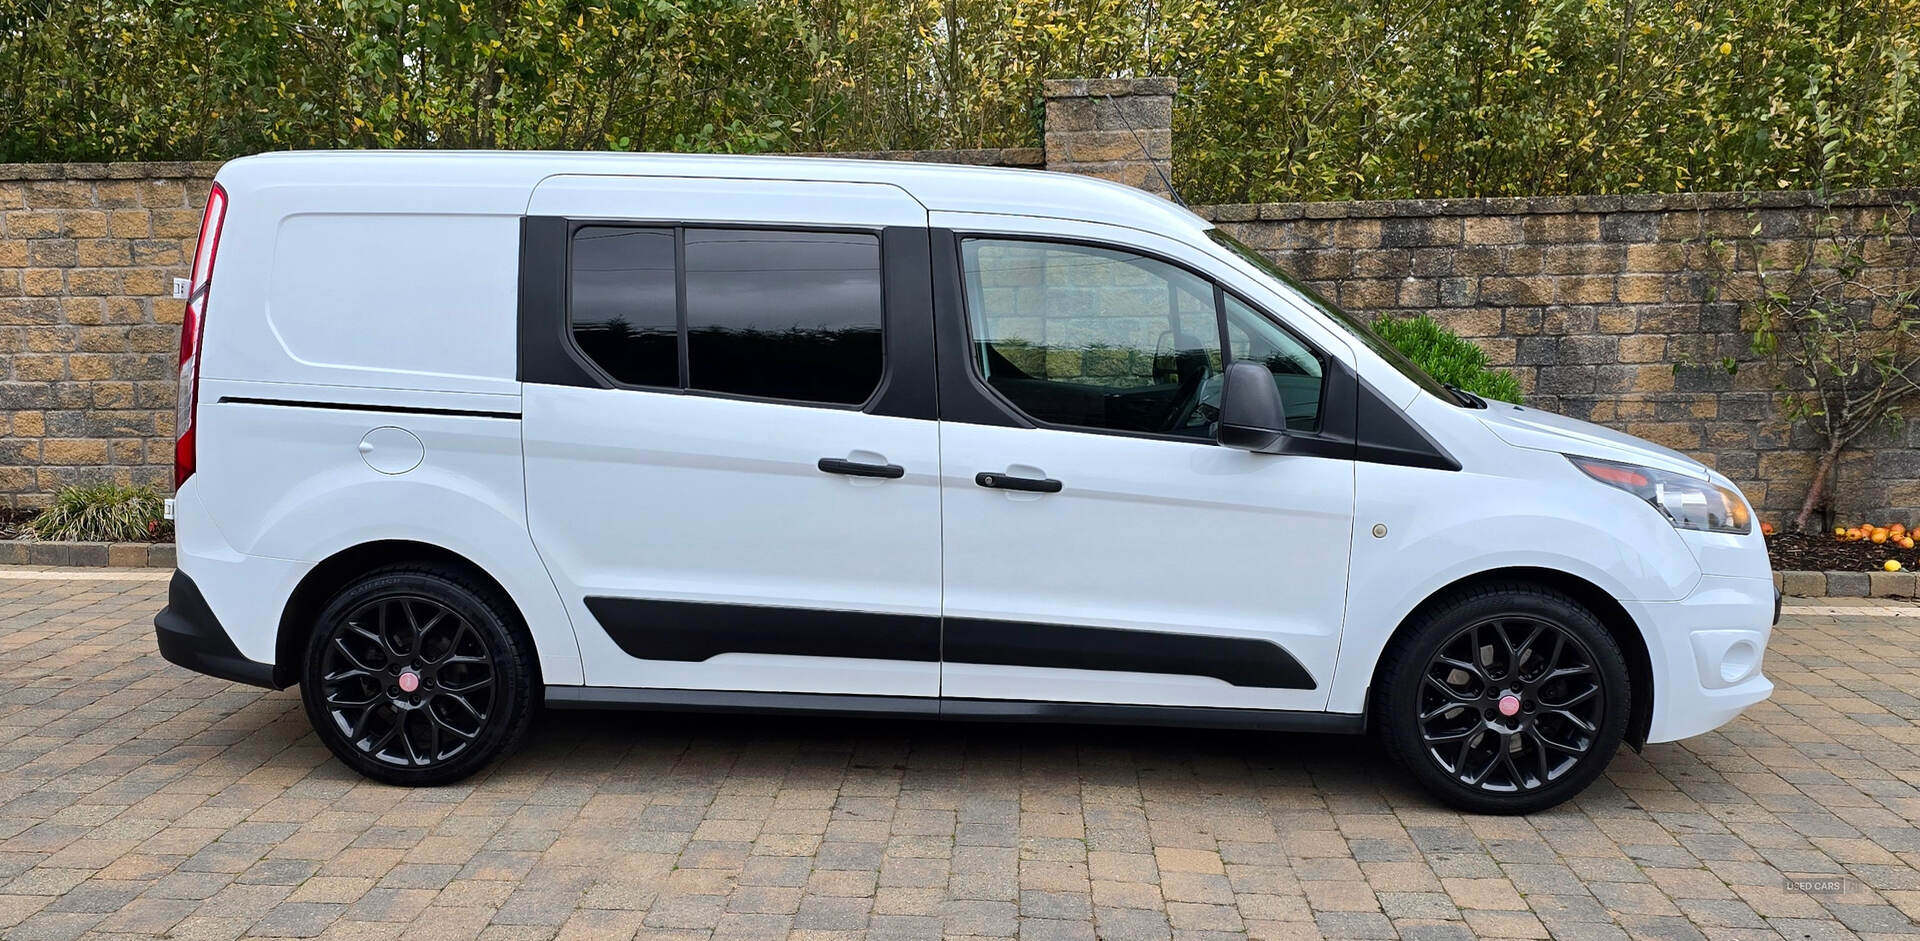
left=398, top=671, right=420, bottom=693
left=1497, top=693, right=1522, bottom=717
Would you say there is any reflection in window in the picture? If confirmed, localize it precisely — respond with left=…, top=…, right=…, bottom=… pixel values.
left=961, top=238, right=1326, bottom=437
left=567, top=227, right=886, bottom=406
left=1223, top=293, right=1323, bottom=431
left=569, top=226, right=677, bottom=387
left=684, top=230, right=884, bottom=405
left=962, top=239, right=1222, bottom=437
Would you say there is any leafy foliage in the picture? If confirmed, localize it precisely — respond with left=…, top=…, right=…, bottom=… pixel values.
left=1707, top=202, right=1920, bottom=530
left=3, top=0, right=1917, bottom=203
left=27, top=484, right=172, bottom=542
left=1373, top=314, right=1524, bottom=404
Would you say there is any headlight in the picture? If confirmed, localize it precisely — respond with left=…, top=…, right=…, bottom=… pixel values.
left=1567, top=455, right=1751, bottom=534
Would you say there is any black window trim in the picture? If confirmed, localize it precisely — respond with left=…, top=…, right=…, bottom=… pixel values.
left=559, top=218, right=895, bottom=413
left=948, top=230, right=1337, bottom=448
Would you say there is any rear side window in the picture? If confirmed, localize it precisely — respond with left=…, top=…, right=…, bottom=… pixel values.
left=684, top=230, right=883, bottom=404
left=570, top=227, right=678, bottom=387
left=567, top=226, right=884, bottom=406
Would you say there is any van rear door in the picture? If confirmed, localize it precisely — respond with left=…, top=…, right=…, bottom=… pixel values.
left=520, top=175, right=943, bottom=699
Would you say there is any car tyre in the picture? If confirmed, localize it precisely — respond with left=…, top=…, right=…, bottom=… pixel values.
left=1374, top=582, right=1630, bottom=814
left=300, top=563, right=537, bottom=786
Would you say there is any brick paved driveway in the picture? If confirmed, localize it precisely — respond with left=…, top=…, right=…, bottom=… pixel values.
left=3, top=570, right=1920, bottom=941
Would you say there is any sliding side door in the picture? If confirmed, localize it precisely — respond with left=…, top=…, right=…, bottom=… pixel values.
left=521, top=176, right=944, bottom=700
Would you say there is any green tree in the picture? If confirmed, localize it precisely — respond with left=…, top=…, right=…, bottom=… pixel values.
left=3, top=0, right=1916, bottom=203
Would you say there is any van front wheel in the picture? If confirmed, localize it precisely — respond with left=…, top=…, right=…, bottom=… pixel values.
left=1375, top=584, right=1630, bottom=814
left=300, top=565, right=536, bottom=786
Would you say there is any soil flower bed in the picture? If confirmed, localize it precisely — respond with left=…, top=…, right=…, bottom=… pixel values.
left=1767, top=530, right=1918, bottom=573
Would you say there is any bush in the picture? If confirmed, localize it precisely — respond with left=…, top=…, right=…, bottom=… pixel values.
left=3, top=0, right=1915, bottom=203
left=27, top=484, right=172, bottom=543
left=1373, top=315, right=1524, bottom=404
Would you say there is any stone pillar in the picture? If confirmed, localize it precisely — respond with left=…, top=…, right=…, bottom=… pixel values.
left=1042, top=77, right=1176, bottom=197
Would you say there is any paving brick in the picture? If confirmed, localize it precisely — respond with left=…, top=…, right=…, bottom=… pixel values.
left=3, top=576, right=1920, bottom=940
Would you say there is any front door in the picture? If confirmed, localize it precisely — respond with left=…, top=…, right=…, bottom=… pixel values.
left=933, top=223, right=1355, bottom=712
left=521, top=176, right=944, bottom=697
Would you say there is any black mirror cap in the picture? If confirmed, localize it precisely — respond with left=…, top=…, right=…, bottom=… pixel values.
left=1217, top=361, right=1288, bottom=452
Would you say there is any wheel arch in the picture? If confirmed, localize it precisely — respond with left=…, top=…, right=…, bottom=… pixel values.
left=274, top=540, right=538, bottom=689
left=1369, top=566, right=1654, bottom=750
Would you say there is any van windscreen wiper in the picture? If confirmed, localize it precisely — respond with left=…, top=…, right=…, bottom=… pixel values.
left=1443, top=384, right=1487, bottom=409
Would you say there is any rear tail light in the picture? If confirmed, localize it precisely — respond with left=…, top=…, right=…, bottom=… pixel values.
left=175, top=183, right=228, bottom=489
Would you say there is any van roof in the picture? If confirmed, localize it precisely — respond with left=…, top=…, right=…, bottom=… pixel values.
left=222, top=150, right=1212, bottom=237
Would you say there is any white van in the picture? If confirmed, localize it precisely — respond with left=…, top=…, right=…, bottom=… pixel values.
left=154, top=152, right=1775, bottom=813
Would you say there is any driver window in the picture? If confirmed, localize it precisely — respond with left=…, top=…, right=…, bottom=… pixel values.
left=961, top=238, right=1224, bottom=438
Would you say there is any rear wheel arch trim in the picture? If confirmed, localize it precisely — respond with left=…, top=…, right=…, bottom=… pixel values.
left=275, top=540, right=538, bottom=690
left=1367, top=566, right=1654, bottom=750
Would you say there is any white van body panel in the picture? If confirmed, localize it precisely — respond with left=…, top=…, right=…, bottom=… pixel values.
left=522, top=387, right=942, bottom=695
left=263, top=213, right=520, bottom=389
left=1331, top=396, right=1706, bottom=709
left=527, top=173, right=929, bottom=226
left=186, top=377, right=584, bottom=684
left=206, top=156, right=527, bottom=397
left=1476, top=402, right=1709, bottom=479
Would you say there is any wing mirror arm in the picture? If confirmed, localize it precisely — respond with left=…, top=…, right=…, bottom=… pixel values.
left=1215, top=361, right=1291, bottom=453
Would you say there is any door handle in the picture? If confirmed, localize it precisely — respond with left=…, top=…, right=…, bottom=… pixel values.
left=975, top=471, right=1062, bottom=493
left=818, top=457, right=905, bottom=479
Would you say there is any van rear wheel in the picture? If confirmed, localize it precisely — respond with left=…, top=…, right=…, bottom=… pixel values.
left=1375, top=583, right=1629, bottom=814
left=300, top=564, right=536, bottom=786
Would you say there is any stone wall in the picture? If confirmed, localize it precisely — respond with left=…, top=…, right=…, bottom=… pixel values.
left=3, top=76, right=1918, bottom=527
left=1042, top=78, right=1176, bottom=197
left=1, top=162, right=219, bottom=505
left=1200, top=190, right=1920, bottom=524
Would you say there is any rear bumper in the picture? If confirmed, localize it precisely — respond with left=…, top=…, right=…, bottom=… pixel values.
left=155, top=570, right=284, bottom=689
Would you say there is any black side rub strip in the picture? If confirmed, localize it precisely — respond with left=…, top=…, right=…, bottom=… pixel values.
left=585, top=598, right=1316, bottom=690
left=544, top=687, right=1363, bottom=734
left=943, top=618, right=1316, bottom=690
left=586, top=597, right=941, bottom=663
left=219, top=397, right=519, bottom=420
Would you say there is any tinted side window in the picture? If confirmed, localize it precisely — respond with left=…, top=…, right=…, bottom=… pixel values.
left=570, top=226, right=678, bottom=388
left=685, top=230, right=884, bottom=405
left=961, top=239, right=1224, bottom=438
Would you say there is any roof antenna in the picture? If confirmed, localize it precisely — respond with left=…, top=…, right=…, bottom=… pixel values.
left=1104, top=92, right=1186, bottom=208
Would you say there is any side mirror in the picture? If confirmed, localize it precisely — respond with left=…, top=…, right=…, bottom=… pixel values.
left=1217, top=361, right=1288, bottom=452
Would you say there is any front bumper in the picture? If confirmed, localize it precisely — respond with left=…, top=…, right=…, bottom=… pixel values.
left=155, top=570, right=284, bottom=689
left=1634, top=573, right=1775, bottom=743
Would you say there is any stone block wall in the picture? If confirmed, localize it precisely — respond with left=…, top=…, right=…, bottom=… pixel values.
left=1, top=162, right=219, bottom=506
left=3, top=76, right=1918, bottom=527
left=1043, top=78, right=1176, bottom=197
left=1200, top=190, right=1920, bottom=525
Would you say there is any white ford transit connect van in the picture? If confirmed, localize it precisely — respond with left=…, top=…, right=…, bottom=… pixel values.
left=154, top=151, right=1775, bottom=813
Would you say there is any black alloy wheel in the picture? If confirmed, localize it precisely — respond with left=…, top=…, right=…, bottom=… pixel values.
left=301, top=564, right=536, bottom=786
left=1417, top=616, right=1606, bottom=792
left=318, top=594, right=496, bottom=768
left=1375, top=583, right=1630, bottom=814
